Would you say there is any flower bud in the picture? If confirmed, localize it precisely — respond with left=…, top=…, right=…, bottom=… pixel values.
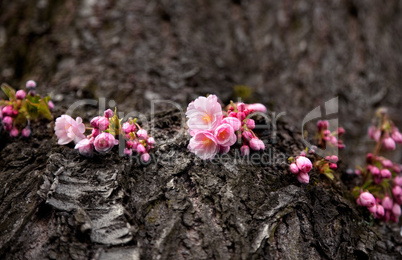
left=330, top=155, right=339, bottom=163
left=136, top=143, right=146, bottom=154
left=26, top=80, right=36, bottom=89
left=74, top=138, right=94, bottom=157
left=237, top=102, right=245, bottom=112
left=329, top=163, right=337, bottom=170
left=91, top=128, right=99, bottom=138
left=240, top=145, right=250, bottom=156
left=222, top=117, right=241, bottom=131
left=94, top=132, right=118, bottom=153
left=2, top=116, right=13, bottom=126
left=237, top=112, right=246, bottom=122
left=16, top=90, right=26, bottom=100
left=21, top=127, right=31, bottom=137
left=368, top=125, right=376, bottom=140
left=10, top=127, right=19, bottom=137
left=122, top=122, right=132, bottom=134
left=392, top=130, right=402, bottom=144
left=104, top=109, right=114, bottom=118
left=243, top=109, right=250, bottom=116
left=297, top=172, right=310, bottom=184
left=391, top=204, right=401, bottom=223
left=296, top=156, right=313, bottom=173
left=219, top=145, right=230, bottom=154
left=337, top=127, right=345, bottom=136
left=381, top=159, right=393, bottom=168
left=229, top=112, right=237, bottom=118
left=394, top=176, right=402, bottom=186
left=246, top=119, right=255, bottom=129
left=249, top=138, right=260, bottom=151
left=242, top=131, right=252, bottom=142
left=330, top=136, right=338, bottom=145
left=370, top=166, right=380, bottom=176
left=48, top=101, right=54, bottom=111
left=380, top=169, right=392, bottom=179
left=147, top=137, right=155, bottom=146
left=97, top=116, right=109, bottom=131
left=137, top=129, right=147, bottom=140
left=141, top=153, right=150, bottom=162
left=376, top=204, right=385, bottom=218
left=2, top=105, right=13, bottom=117
left=357, top=192, right=376, bottom=208
left=392, top=186, right=402, bottom=204
left=247, top=103, right=267, bottom=113
left=258, top=139, right=265, bottom=150
left=382, top=196, right=393, bottom=210
left=90, top=116, right=101, bottom=128
left=368, top=204, right=377, bottom=214
left=124, top=148, right=133, bottom=156
left=289, top=163, right=299, bottom=174
left=383, top=137, right=396, bottom=150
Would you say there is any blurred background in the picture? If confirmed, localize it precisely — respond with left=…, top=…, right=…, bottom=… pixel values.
left=0, top=0, right=401, bottom=169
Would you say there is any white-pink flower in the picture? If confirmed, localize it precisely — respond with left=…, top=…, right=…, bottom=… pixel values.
left=222, top=117, right=241, bottom=131
left=94, top=132, right=118, bottom=153
left=75, top=138, right=94, bottom=157
left=54, top=115, right=86, bottom=145
left=188, top=131, right=219, bottom=160
left=186, top=95, right=223, bottom=133
left=214, top=123, right=237, bottom=147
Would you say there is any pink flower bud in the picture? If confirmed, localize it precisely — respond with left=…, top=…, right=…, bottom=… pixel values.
left=74, top=138, right=94, bottom=157
left=383, top=137, right=396, bottom=150
left=322, top=120, right=329, bottom=129
left=240, top=145, right=250, bottom=156
left=330, top=155, right=338, bottom=163
left=246, top=119, right=255, bottom=129
left=131, top=124, right=137, bottom=132
left=246, top=103, right=267, bottom=113
left=357, top=192, right=376, bottom=208
left=243, top=109, right=250, bottom=116
left=237, top=102, right=245, bottom=112
left=249, top=138, right=261, bottom=151
left=147, top=137, right=155, bottom=146
left=237, top=112, right=246, bottom=122
left=391, top=204, right=401, bottom=223
left=394, top=165, right=401, bottom=173
left=394, top=176, right=402, bottom=186
left=97, top=116, right=109, bottom=131
left=323, top=130, right=331, bottom=140
left=26, top=80, right=36, bottom=89
left=229, top=112, right=237, bottom=118
left=381, top=159, right=393, bottom=168
left=16, top=90, right=26, bottom=100
left=90, top=116, right=101, bottom=128
left=219, top=145, right=230, bottom=154
left=330, top=136, right=338, bottom=145
left=122, top=122, right=132, bottom=134
left=382, top=196, right=393, bottom=210
left=136, top=143, right=146, bottom=154
left=258, top=140, right=265, bottom=150
left=381, top=169, right=392, bottom=179
left=373, top=130, right=381, bottom=142
left=21, top=127, right=31, bottom=137
left=354, top=169, right=361, bottom=175
left=2, top=116, right=13, bottom=126
left=137, top=129, right=147, bottom=140
left=104, top=109, right=114, bottom=118
left=368, top=125, right=376, bottom=139
left=289, top=163, right=299, bottom=174
left=392, top=186, right=402, bottom=204
left=94, top=132, right=118, bottom=153
left=124, top=148, right=133, bottom=156
left=297, top=172, right=310, bottom=184
left=10, top=127, right=19, bottom=137
left=376, top=204, right=385, bottom=218
left=91, top=128, right=99, bottom=138
left=48, top=101, right=54, bottom=110
left=329, top=163, right=337, bottom=170
left=368, top=204, right=377, bottom=214
left=141, top=153, right=150, bottom=162
left=242, top=131, right=252, bottom=142
left=370, top=166, right=380, bottom=176
left=300, top=151, right=306, bottom=157
left=2, top=106, right=13, bottom=117
left=296, top=156, right=313, bottom=173
left=337, top=127, right=345, bottom=136
left=222, top=117, right=241, bottom=131
left=392, top=130, right=402, bottom=144
left=126, top=141, right=134, bottom=149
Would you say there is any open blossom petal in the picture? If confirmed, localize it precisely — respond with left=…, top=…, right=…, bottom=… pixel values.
left=296, top=156, right=312, bottom=173
left=55, top=115, right=86, bottom=145
left=188, top=131, right=219, bottom=160
left=214, top=123, right=237, bottom=147
left=222, top=117, right=241, bottom=131
left=186, top=95, right=223, bottom=132
left=75, top=138, right=94, bottom=157
left=94, top=132, right=118, bottom=153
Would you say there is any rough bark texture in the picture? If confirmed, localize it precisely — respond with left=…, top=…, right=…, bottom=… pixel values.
left=1, top=0, right=402, bottom=259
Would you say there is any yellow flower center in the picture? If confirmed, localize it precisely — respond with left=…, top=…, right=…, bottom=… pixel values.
left=202, top=114, right=211, bottom=123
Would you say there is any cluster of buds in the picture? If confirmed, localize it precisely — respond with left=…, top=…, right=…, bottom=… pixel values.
left=312, top=155, right=339, bottom=180
left=122, top=119, right=154, bottom=162
left=186, top=94, right=266, bottom=160
left=368, top=108, right=402, bottom=150
left=316, top=120, right=345, bottom=149
left=0, top=81, right=53, bottom=137
left=55, top=109, right=154, bottom=161
left=354, top=108, right=402, bottom=223
left=289, top=153, right=313, bottom=184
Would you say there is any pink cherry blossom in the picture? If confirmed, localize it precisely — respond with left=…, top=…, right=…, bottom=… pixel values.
left=380, top=169, right=392, bottom=179
left=237, top=102, right=245, bottom=112
left=394, top=176, right=402, bottom=186
left=104, top=109, right=114, bottom=118
left=94, top=132, right=118, bottom=153
left=246, top=119, right=255, bottom=130
left=2, top=106, right=13, bottom=117
left=26, top=80, right=36, bottom=89
left=136, top=143, right=146, bottom=154
left=296, top=156, right=312, bottom=173
left=381, top=159, right=393, bottom=168
left=16, top=90, right=26, bottom=100
left=237, top=112, right=246, bottom=122
left=289, top=163, right=299, bottom=174
left=122, top=122, right=132, bottom=134
left=357, top=192, right=376, bottom=208
left=375, top=204, right=385, bottom=218
left=2, top=116, right=12, bottom=126
left=187, top=131, right=219, bottom=160
left=21, top=127, right=31, bottom=137
left=249, top=138, right=261, bottom=151
left=137, top=129, right=148, bottom=140
left=10, top=127, right=19, bottom=137
left=370, top=166, right=380, bottom=176
left=382, top=196, right=393, bottom=210
left=141, top=153, right=150, bottom=162
left=214, top=123, right=237, bottom=147
left=54, top=115, right=86, bottom=145
left=90, top=116, right=101, bottom=128
left=240, top=145, right=250, bottom=156
left=147, top=137, right=155, bottom=147
left=97, top=116, right=109, bottom=131
left=186, top=95, right=223, bottom=132
left=75, top=138, right=94, bottom=157
left=222, top=117, right=241, bottom=131
left=242, top=131, right=252, bottom=142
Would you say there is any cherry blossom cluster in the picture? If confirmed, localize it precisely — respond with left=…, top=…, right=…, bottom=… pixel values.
left=0, top=80, right=53, bottom=137
left=353, top=108, right=402, bottom=223
left=367, top=108, right=402, bottom=150
left=316, top=120, right=345, bottom=149
left=55, top=109, right=154, bottom=160
left=289, top=153, right=313, bottom=184
left=186, top=95, right=267, bottom=159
